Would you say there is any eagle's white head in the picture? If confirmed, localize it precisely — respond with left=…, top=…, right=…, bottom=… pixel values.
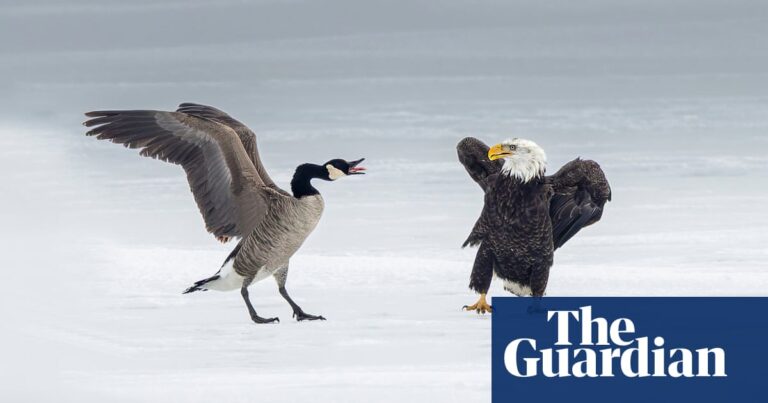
left=488, top=138, right=547, bottom=183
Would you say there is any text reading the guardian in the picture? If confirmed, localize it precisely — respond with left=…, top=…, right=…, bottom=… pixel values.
left=491, top=298, right=768, bottom=403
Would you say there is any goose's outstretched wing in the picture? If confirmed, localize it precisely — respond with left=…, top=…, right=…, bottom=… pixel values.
left=456, top=137, right=503, bottom=192
left=547, top=158, right=612, bottom=249
left=84, top=109, right=279, bottom=240
left=176, top=103, right=288, bottom=195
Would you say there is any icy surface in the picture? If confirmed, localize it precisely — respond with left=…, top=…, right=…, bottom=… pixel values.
left=1, top=1, right=768, bottom=402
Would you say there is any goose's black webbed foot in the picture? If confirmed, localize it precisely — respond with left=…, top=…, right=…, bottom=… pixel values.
left=279, top=286, right=326, bottom=321
left=251, top=314, right=280, bottom=324
left=293, top=310, right=326, bottom=321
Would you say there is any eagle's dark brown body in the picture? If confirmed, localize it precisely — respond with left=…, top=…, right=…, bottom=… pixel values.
left=469, top=175, right=555, bottom=296
left=457, top=137, right=611, bottom=298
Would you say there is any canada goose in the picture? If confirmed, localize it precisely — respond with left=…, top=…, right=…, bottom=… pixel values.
left=456, top=137, right=611, bottom=313
left=84, top=103, right=366, bottom=324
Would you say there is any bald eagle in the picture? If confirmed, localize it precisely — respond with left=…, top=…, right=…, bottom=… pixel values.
left=456, top=137, right=612, bottom=313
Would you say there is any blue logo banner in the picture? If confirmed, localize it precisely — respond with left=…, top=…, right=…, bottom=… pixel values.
left=491, top=297, right=768, bottom=403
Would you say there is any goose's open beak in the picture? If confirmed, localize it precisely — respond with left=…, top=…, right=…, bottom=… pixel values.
left=348, top=158, right=366, bottom=175
left=488, top=144, right=512, bottom=161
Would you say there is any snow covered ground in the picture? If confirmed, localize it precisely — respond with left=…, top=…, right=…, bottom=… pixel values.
left=1, top=1, right=767, bottom=402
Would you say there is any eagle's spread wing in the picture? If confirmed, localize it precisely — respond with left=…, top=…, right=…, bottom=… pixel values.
left=84, top=109, right=279, bottom=240
left=456, top=137, right=503, bottom=192
left=456, top=137, right=503, bottom=247
left=547, top=158, right=612, bottom=249
left=176, top=103, right=289, bottom=196
left=462, top=195, right=493, bottom=248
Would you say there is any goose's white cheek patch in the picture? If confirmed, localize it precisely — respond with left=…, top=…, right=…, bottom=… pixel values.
left=326, top=164, right=346, bottom=180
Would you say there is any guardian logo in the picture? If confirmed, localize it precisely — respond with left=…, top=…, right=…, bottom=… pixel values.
left=491, top=298, right=768, bottom=403
left=505, top=306, right=726, bottom=378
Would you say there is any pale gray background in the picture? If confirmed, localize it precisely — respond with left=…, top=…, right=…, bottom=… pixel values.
left=1, top=1, right=767, bottom=402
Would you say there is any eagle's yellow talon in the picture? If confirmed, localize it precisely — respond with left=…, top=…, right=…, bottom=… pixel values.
left=463, top=293, right=492, bottom=315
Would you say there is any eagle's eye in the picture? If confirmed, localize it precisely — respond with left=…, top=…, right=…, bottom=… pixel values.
left=509, top=144, right=517, bottom=150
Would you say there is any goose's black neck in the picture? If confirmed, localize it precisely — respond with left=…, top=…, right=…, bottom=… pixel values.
left=291, top=163, right=326, bottom=198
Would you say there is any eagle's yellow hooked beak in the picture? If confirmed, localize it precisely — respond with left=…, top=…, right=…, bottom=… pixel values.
left=488, top=143, right=512, bottom=161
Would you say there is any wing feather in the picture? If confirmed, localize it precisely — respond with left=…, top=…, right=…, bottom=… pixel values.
left=457, top=137, right=503, bottom=247
left=456, top=137, right=503, bottom=193
left=84, top=109, right=273, bottom=239
left=176, top=103, right=288, bottom=195
left=547, top=158, right=611, bottom=249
